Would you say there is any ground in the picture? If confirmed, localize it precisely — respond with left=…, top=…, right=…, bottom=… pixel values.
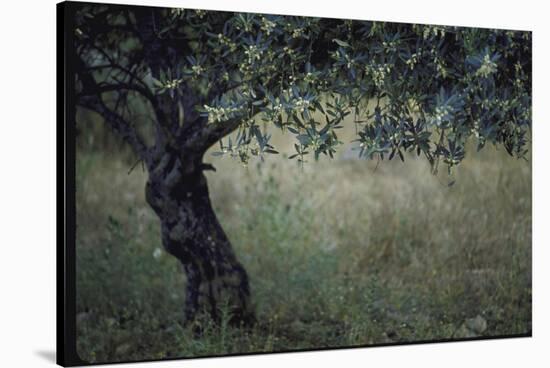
left=75, top=120, right=531, bottom=363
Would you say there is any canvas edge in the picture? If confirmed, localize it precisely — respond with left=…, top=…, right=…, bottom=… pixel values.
left=58, top=1, right=88, bottom=366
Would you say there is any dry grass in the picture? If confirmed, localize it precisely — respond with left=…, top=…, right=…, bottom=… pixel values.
left=75, top=120, right=531, bottom=363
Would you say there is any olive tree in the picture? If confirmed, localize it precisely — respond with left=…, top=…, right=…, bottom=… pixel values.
left=73, top=3, right=531, bottom=326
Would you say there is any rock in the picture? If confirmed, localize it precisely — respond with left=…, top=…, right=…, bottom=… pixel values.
left=454, top=324, right=477, bottom=339
left=465, top=315, right=487, bottom=334
left=454, top=315, right=488, bottom=338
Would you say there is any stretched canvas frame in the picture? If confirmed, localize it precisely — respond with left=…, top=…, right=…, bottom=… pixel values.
left=58, top=1, right=532, bottom=366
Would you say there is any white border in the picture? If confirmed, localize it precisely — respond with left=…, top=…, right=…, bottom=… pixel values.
left=0, top=0, right=547, bottom=367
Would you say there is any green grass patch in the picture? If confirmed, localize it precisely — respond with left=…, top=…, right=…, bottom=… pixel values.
left=75, top=143, right=531, bottom=363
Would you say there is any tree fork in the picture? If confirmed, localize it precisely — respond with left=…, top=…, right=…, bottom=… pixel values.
left=145, top=152, right=255, bottom=327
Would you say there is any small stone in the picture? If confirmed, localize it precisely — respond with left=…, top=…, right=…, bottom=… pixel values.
left=465, top=315, right=487, bottom=334
left=454, top=324, right=476, bottom=338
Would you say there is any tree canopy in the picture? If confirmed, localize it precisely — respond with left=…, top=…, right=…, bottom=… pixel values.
left=75, top=5, right=531, bottom=175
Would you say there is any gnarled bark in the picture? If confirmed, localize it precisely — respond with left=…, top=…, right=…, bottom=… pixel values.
left=144, top=150, right=255, bottom=327
left=75, top=7, right=256, bottom=327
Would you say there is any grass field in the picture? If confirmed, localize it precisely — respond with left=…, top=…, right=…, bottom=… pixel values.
left=75, top=122, right=531, bottom=363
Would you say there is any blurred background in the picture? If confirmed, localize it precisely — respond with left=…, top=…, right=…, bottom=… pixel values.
left=75, top=109, right=531, bottom=363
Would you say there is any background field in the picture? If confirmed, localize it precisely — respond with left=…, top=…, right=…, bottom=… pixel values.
left=75, top=115, right=531, bottom=363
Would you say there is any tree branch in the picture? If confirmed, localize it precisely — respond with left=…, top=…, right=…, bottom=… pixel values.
left=179, top=107, right=265, bottom=156
left=77, top=96, right=150, bottom=164
left=77, top=96, right=151, bottom=164
left=79, top=37, right=175, bottom=133
left=133, top=8, right=193, bottom=136
left=77, top=80, right=152, bottom=101
left=75, top=54, right=152, bottom=166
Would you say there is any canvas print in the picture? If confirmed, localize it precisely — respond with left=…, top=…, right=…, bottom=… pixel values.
left=58, top=1, right=532, bottom=365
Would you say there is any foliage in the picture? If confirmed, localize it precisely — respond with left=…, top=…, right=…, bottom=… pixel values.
left=74, top=5, right=531, bottom=174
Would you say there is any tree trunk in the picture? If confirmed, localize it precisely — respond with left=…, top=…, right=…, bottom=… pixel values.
left=144, top=151, right=255, bottom=327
